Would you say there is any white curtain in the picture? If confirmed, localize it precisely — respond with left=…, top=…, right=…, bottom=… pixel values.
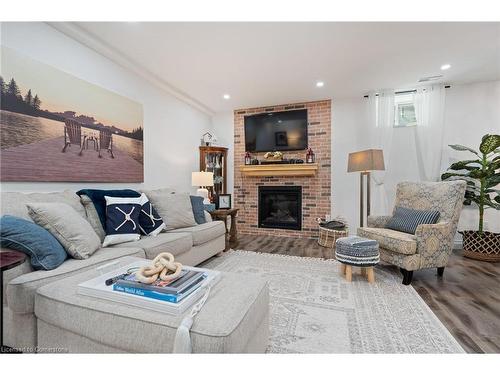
left=414, top=84, right=446, bottom=181
left=367, top=90, right=395, bottom=215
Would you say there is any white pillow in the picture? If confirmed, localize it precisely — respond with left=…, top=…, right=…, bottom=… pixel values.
left=102, top=196, right=142, bottom=247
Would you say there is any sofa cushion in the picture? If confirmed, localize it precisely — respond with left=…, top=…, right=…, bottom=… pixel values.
left=6, top=246, right=145, bottom=314
left=142, top=189, right=196, bottom=230
left=170, top=221, right=226, bottom=246
left=113, top=232, right=192, bottom=259
left=357, top=227, right=417, bottom=255
left=27, top=203, right=101, bottom=259
left=0, top=190, right=86, bottom=221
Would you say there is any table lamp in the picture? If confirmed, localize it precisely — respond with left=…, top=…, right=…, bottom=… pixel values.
left=347, top=149, right=385, bottom=227
left=192, top=171, right=214, bottom=204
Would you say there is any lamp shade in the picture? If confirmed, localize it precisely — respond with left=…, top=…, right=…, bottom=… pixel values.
left=192, top=171, right=214, bottom=187
left=347, top=149, right=385, bottom=172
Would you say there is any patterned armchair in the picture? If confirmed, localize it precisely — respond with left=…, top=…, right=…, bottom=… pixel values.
left=357, top=181, right=467, bottom=285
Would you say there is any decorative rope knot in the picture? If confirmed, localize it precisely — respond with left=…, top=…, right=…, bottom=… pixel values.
left=135, top=252, right=183, bottom=284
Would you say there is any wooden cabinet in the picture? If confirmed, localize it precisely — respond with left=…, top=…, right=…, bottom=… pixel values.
left=199, top=146, right=228, bottom=199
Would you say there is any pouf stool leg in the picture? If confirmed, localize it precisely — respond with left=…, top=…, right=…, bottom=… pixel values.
left=366, top=267, right=375, bottom=283
left=345, top=265, right=352, bottom=282
left=340, top=263, right=346, bottom=275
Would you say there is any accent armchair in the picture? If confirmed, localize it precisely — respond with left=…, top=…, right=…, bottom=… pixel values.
left=357, top=181, right=467, bottom=285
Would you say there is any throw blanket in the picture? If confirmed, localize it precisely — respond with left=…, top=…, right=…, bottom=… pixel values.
left=76, top=189, right=141, bottom=229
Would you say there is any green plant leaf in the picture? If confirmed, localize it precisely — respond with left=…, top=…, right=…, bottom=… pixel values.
left=479, top=134, right=500, bottom=154
left=486, top=174, right=500, bottom=188
left=448, top=144, right=479, bottom=155
left=448, top=160, right=482, bottom=171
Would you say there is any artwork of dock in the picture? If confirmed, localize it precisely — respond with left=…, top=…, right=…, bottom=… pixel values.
left=0, top=136, right=143, bottom=182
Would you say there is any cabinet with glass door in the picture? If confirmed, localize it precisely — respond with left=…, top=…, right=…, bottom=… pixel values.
left=199, top=146, right=228, bottom=201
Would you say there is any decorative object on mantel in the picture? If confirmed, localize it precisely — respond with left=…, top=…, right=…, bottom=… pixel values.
left=263, top=151, right=283, bottom=161
left=347, top=149, right=385, bottom=227
left=306, top=147, right=315, bottom=163
left=135, top=252, right=183, bottom=284
left=317, top=217, right=349, bottom=248
left=244, top=152, right=252, bottom=165
left=192, top=171, right=214, bottom=204
left=200, top=132, right=217, bottom=146
left=199, top=146, right=228, bottom=198
left=441, top=134, right=500, bottom=262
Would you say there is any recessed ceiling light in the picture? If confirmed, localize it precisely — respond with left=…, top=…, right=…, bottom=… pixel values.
left=223, top=94, right=230, bottom=100
left=316, top=81, right=324, bottom=87
left=440, top=64, right=451, bottom=71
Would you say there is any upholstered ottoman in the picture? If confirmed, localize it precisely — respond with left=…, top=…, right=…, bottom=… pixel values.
left=34, top=256, right=269, bottom=353
left=335, top=236, right=379, bottom=283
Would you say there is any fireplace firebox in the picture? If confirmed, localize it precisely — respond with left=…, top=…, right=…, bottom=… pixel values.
left=258, top=186, right=302, bottom=230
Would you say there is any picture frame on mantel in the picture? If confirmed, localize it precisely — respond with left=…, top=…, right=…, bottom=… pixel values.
left=216, top=194, right=232, bottom=209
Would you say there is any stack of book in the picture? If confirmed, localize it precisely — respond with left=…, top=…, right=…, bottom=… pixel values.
left=113, top=269, right=207, bottom=303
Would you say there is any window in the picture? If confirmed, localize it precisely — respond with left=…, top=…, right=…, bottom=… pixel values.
left=394, top=93, right=417, bottom=127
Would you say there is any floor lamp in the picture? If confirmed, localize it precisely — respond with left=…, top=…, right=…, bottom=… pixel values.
left=347, top=149, right=385, bottom=227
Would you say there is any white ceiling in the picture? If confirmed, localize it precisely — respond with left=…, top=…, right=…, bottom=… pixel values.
left=69, top=22, right=500, bottom=113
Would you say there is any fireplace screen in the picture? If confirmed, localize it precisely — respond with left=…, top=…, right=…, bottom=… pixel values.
left=258, top=186, right=302, bottom=230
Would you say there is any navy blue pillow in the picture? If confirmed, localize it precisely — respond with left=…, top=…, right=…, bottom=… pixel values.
left=386, top=206, right=440, bottom=234
left=0, top=215, right=67, bottom=270
left=102, top=196, right=142, bottom=247
left=190, top=195, right=206, bottom=224
left=139, top=194, right=166, bottom=236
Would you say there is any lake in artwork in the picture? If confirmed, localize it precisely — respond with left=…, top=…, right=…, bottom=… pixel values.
left=0, top=46, right=144, bottom=182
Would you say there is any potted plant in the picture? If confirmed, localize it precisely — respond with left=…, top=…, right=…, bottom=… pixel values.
left=441, top=134, right=500, bottom=261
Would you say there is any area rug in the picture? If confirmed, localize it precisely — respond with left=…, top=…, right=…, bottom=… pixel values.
left=205, top=250, right=464, bottom=353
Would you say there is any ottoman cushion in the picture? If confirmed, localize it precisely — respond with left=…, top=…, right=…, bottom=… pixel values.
left=35, top=256, right=269, bottom=353
left=335, top=236, right=380, bottom=266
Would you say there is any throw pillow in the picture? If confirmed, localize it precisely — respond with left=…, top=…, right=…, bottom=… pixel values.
left=27, top=203, right=101, bottom=259
left=75, top=189, right=141, bottom=229
left=79, top=194, right=106, bottom=241
left=102, top=196, right=142, bottom=247
left=190, top=195, right=207, bottom=224
left=0, top=215, right=67, bottom=270
left=142, top=190, right=197, bottom=230
left=138, top=193, right=166, bottom=236
left=386, top=206, right=441, bottom=234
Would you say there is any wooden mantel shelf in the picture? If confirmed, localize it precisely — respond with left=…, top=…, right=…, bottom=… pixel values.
left=239, top=163, right=319, bottom=177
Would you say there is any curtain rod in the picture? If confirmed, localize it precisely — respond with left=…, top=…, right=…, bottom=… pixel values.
left=363, top=85, right=451, bottom=98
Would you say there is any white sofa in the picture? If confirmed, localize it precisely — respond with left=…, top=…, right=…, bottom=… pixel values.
left=1, top=189, right=226, bottom=350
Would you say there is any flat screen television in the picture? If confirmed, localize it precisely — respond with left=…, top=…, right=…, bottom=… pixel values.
left=244, top=109, right=308, bottom=152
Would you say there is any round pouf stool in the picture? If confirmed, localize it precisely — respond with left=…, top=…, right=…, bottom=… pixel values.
left=335, top=236, right=379, bottom=283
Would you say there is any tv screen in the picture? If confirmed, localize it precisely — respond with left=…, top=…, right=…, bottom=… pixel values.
left=244, top=109, right=308, bottom=152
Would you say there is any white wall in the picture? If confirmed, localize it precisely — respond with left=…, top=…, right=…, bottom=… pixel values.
left=0, top=22, right=213, bottom=193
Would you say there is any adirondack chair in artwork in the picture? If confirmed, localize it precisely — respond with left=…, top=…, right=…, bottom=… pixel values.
left=98, top=129, right=115, bottom=158
left=62, top=119, right=86, bottom=156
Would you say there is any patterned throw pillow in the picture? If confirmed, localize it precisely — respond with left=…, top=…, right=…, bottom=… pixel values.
left=386, top=206, right=440, bottom=234
left=102, top=196, right=142, bottom=247
left=138, top=193, right=166, bottom=236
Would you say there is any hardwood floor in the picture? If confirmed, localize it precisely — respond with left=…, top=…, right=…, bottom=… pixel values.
left=236, top=234, right=500, bottom=353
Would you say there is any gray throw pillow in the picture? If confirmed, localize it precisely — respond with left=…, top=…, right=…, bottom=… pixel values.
left=142, top=189, right=197, bottom=230
left=79, top=194, right=106, bottom=241
left=27, top=202, right=101, bottom=259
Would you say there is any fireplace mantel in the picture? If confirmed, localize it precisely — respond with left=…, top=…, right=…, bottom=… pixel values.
left=239, top=163, right=318, bottom=177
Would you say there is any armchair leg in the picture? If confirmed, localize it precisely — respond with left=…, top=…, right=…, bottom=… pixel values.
left=401, top=269, right=413, bottom=285
left=437, top=267, right=445, bottom=277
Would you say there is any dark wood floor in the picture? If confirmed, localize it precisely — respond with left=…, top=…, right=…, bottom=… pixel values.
left=237, top=234, right=500, bottom=353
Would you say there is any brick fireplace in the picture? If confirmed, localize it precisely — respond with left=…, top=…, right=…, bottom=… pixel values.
left=233, top=99, right=331, bottom=238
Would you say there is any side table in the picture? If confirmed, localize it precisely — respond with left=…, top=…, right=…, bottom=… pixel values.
left=209, top=208, right=239, bottom=251
left=1, top=250, right=27, bottom=353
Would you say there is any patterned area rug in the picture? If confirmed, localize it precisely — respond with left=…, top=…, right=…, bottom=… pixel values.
left=205, top=250, right=464, bottom=353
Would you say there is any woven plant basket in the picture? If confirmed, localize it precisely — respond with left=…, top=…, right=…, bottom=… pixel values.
left=460, top=230, right=500, bottom=262
left=318, top=226, right=349, bottom=248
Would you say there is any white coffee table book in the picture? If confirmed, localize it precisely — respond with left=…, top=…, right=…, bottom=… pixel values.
left=77, top=259, right=221, bottom=315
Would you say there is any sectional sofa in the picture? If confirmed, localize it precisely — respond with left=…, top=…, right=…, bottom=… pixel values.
left=1, top=189, right=226, bottom=350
